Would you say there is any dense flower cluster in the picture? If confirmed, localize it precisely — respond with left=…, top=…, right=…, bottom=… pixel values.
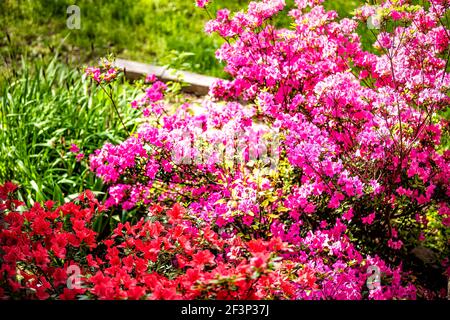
left=206, top=0, right=450, bottom=259
left=86, top=0, right=450, bottom=298
left=0, top=185, right=100, bottom=299
left=1, top=0, right=449, bottom=300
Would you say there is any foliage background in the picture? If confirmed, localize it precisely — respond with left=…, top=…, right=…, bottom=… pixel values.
left=0, top=0, right=365, bottom=77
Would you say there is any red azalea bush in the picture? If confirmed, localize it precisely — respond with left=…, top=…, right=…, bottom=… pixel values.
left=1, top=0, right=450, bottom=299
left=0, top=183, right=418, bottom=299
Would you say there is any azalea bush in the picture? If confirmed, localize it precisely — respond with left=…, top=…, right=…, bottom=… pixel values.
left=1, top=0, right=450, bottom=300
left=0, top=182, right=417, bottom=299
left=0, top=58, right=140, bottom=205
left=1, top=184, right=289, bottom=300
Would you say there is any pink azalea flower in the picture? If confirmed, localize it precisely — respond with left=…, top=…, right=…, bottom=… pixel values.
left=69, top=143, right=80, bottom=153
left=76, top=153, right=85, bottom=162
left=195, top=0, right=210, bottom=8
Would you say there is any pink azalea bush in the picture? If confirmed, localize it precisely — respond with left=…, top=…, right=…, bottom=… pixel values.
left=0, top=183, right=417, bottom=299
left=1, top=0, right=449, bottom=299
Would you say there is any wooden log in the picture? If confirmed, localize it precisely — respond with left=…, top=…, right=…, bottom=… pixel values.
left=113, top=58, right=218, bottom=96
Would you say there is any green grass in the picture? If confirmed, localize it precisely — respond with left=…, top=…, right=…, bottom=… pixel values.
left=0, top=0, right=367, bottom=78
left=0, top=56, right=140, bottom=205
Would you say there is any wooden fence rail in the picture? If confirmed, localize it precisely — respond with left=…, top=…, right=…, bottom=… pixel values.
left=113, top=58, right=218, bottom=96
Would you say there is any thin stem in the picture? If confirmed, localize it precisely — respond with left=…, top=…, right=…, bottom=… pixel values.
left=99, top=83, right=130, bottom=136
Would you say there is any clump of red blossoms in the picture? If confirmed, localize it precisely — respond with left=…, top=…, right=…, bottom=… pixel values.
left=0, top=182, right=425, bottom=300
left=1, top=0, right=449, bottom=300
